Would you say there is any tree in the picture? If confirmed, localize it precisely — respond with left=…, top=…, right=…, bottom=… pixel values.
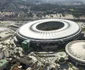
left=50, top=15, right=53, bottom=17
left=27, top=12, right=34, bottom=17
left=72, top=13, right=82, bottom=19
left=62, top=13, right=65, bottom=17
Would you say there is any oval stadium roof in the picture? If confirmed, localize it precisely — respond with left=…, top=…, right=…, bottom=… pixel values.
left=16, top=19, right=81, bottom=42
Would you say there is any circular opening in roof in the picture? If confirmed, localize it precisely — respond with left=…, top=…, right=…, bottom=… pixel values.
left=36, top=21, right=64, bottom=31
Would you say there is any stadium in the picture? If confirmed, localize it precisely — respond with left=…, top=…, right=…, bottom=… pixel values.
left=65, top=40, right=85, bottom=65
left=15, top=19, right=81, bottom=50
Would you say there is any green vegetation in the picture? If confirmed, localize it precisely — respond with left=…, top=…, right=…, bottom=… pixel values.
left=82, top=28, right=85, bottom=31
left=59, top=57, right=65, bottom=63
left=0, top=0, right=85, bottom=20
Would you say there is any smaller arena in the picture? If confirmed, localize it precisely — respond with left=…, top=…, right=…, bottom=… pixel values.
left=66, top=40, right=85, bottom=65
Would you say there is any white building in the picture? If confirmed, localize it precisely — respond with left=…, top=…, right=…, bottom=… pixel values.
left=16, top=19, right=81, bottom=50
left=66, top=40, right=85, bottom=65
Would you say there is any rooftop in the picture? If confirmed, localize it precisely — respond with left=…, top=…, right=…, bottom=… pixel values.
left=66, top=40, right=85, bottom=63
left=17, top=19, right=81, bottom=41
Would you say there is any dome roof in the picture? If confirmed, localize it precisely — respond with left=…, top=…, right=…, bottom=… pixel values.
left=66, top=40, right=85, bottom=63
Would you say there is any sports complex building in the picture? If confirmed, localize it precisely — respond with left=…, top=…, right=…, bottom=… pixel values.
left=15, top=19, right=81, bottom=50
left=66, top=40, right=85, bottom=65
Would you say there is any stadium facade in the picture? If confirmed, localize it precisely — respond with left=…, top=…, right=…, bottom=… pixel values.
left=15, top=19, right=81, bottom=50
